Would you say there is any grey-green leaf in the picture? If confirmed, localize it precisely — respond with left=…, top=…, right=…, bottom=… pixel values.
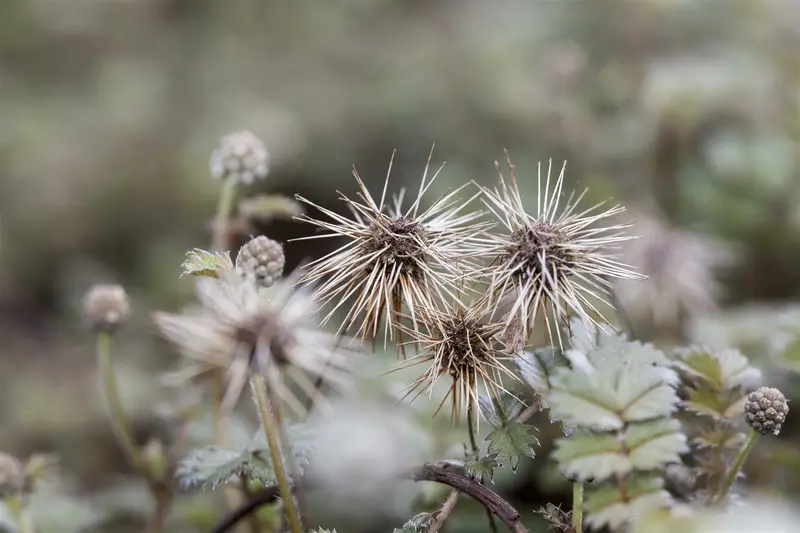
left=465, top=455, right=501, bottom=484
left=486, top=423, right=539, bottom=471
left=180, top=248, right=234, bottom=278
left=584, top=475, right=670, bottom=531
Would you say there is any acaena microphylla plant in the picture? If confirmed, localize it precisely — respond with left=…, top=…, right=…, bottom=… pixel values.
left=293, top=147, right=490, bottom=353
left=473, top=153, right=644, bottom=348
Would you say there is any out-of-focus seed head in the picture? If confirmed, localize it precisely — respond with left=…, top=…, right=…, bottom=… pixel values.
left=0, top=452, right=26, bottom=498
left=82, top=284, right=130, bottom=333
left=235, top=236, right=285, bottom=288
left=209, top=130, right=269, bottom=184
left=745, top=386, right=789, bottom=436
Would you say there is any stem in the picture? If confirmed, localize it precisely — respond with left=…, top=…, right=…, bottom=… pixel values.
left=239, top=475, right=262, bottom=533
left=715, top=429, right=759, bottom=504
left=269, top=384, right=307, bottom=521
left=572, top=482, right=584, bottom=532
left=7, top=495, right=34, bottom=533
left=252, top=373, right=303, bottom=533
left=213, top=178, right=238, bottom=252
left=97, top=332, right=145, bottom=474
left=467, top=400, right=499, bottom=533
left=210, top=463, right=529, bottom=533
left=428, top=490, right=459, bottom=533
left=210, top=370, right=228, bottom=445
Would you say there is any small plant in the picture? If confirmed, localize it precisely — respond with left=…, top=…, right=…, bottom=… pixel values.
left=15, top=135, right=785, bottom=533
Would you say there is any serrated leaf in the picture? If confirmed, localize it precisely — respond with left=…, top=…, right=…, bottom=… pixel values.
left=683, top=387, right=748, bottom=420
left=180, top=248, right=234, bottom=278
left=536, top=503, right=572, bottom=532
left=477, top=392, right=525, bottom=429
left=394, top=512, right=435, bottom=533
left=584, top=475, right=670, bottom=531
left=176, top=445, right=275, bottom=489
left=515, top=348, right=569, bottom=405
left=238, top=194, right=304, bottom=221
left=486, top=423, right=538, bottom=471
left=465, top=455, right=501, bottom=484
left=554, top=419, right=687, bottom=482
left=673, top=348, right=760, bottom=391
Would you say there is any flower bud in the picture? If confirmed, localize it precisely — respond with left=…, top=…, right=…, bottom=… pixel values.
left=209, top=130, right=269, bottom=184
left=745, top=386, right=789, bottom=436
left=236, top=236, right=285, bottom=288
left=82, top=284, right=130, bottom=333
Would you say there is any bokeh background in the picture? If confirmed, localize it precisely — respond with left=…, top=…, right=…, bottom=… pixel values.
left=2, top=0, right=800, bottom=532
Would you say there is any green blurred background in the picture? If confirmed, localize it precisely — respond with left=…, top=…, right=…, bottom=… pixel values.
left=2, top=0, right=800, bottom=531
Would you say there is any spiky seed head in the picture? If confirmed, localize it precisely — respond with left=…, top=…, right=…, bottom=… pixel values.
left=209, top=130, right=269, bottom=184
left=0, top=452, right=26, bottom=498
left=394, top=302, right=517, bottom=424
left=153, top=269, right=355, bottom=417
left=745, top=386, right=789, bottom=436
left=476, top=154, right=644, bottom=346
left=82, top=284, right=130, bottom=333
left=293, top=147, right=489, bottom=352
left=236, top=235, right=285, bottom=288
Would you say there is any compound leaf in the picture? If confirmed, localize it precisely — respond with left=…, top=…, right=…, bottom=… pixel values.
left=584, top=474, right=670, bottom=531
left=486, top=423, right=538, bottom=471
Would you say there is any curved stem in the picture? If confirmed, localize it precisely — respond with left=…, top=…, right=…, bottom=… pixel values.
left=715, top=429, right=759, bottom=504
left=428, top=490, right=459, bottom=533
left=210, top=463, right=528, bottom=533
left=251, top=373, right=304, bottom=533
left=97, top=332, right=144, bottom=474
left=572, top=482, right=583, bottom=532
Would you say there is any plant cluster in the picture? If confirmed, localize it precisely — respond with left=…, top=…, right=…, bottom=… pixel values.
left=0, top=133, right=791, bottom=533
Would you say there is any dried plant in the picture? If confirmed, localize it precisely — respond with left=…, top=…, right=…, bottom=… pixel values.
left=293, top=147, right=488, bottom=351
left=474, top=153, right=643, bottom=347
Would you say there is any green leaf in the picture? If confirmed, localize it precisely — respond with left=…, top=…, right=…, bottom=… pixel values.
left=394, top=512, right=434, bottom=533
left=535, top=503, right=572, bottom=532
left=238, top=194, right=303, bottom=221
left=777, top=337, right=800, bottom=374
left=584, top=474, right=670, bottom=531
left=176, top=445, right=275, bottom=489
left=180, top=248, right=234, bottom=278
left=553, top=419, right=687, bottom=482
left=486, top=423, right=539, bottom=471
left=515, top=348, right=569, bottom=404
left=682, top=387, right=748, bottom=420
left=477, top=392, right=525, bottom=429
left=465, top=455, right=501, bottom=484
left=673, top=348, right=760, bottom=391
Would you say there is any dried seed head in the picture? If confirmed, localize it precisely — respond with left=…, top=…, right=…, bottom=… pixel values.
left=294, top=147, right=488, bottom=351
left=154, top=270, right=356, bottom=417
left=0, top=452, right=26, bottom=498
left=209, top=130, right=269, bottom=184
left=476, top=155, right=643, bottom=346
left=82, top=284, right=130, bottom=333
left=236, top=235, right=285, bottom=288
left=745, top=386, right=789, bottom=436
left=395, top=302, right=516, bottom=424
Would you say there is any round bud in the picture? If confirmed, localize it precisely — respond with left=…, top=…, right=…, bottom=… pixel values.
left=209, top=130, right=269, bottom=184
left=236, top=236, right=285, bottom=288
left=82, top=284, right=130, bottom=333
left=745, top=386, right=789, bottom=436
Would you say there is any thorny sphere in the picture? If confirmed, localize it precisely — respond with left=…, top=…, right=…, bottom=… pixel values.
left=209, top=130, right=269, bottom=184
left=82, top=284, right=130, bottom=333
left=745, top=386, right=789, bottom=436
left=441, top=317, right=493, bottom=375
left=0, top=452, right=26, bottom=498
left=506, top=221, right=578, bottom=279
left=236, top=236, right=285, bottom=288
left=362, top=217, right=427, bottom=278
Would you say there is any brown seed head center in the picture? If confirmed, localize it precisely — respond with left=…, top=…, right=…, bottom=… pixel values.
left=506, top=220, right=576, bottom=278
left=364, top=216, right=427, bottom=276
left=442, top=319, right=492, bottom=376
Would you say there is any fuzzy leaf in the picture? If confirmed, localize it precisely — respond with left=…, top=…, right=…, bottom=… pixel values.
left=465, top=455, right=501, bottom=484
left=554, top=419, right=687, bottom=482
left=673, top=348, right=760, bottom=391
left=486, top=423, right=538, bottom=471
left=394, top=512, right=434, bottom=533
left=515, top=348, right=569, bottom=405
left=176, top=445, right=275, bottom=489
left=683, top=387, right=748, bottom=420
left=180, top=248, right=234, bottom=278
left=477, top=392, right=525, bottom=429
left=238, top=194, right=304, bottom=221
left=536, top=503, right=572, bottom=532
left=583, top=475, right=670, bottom=531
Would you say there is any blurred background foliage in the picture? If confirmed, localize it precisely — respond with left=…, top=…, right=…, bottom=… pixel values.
left=2, top=0, right=800, bottom=532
